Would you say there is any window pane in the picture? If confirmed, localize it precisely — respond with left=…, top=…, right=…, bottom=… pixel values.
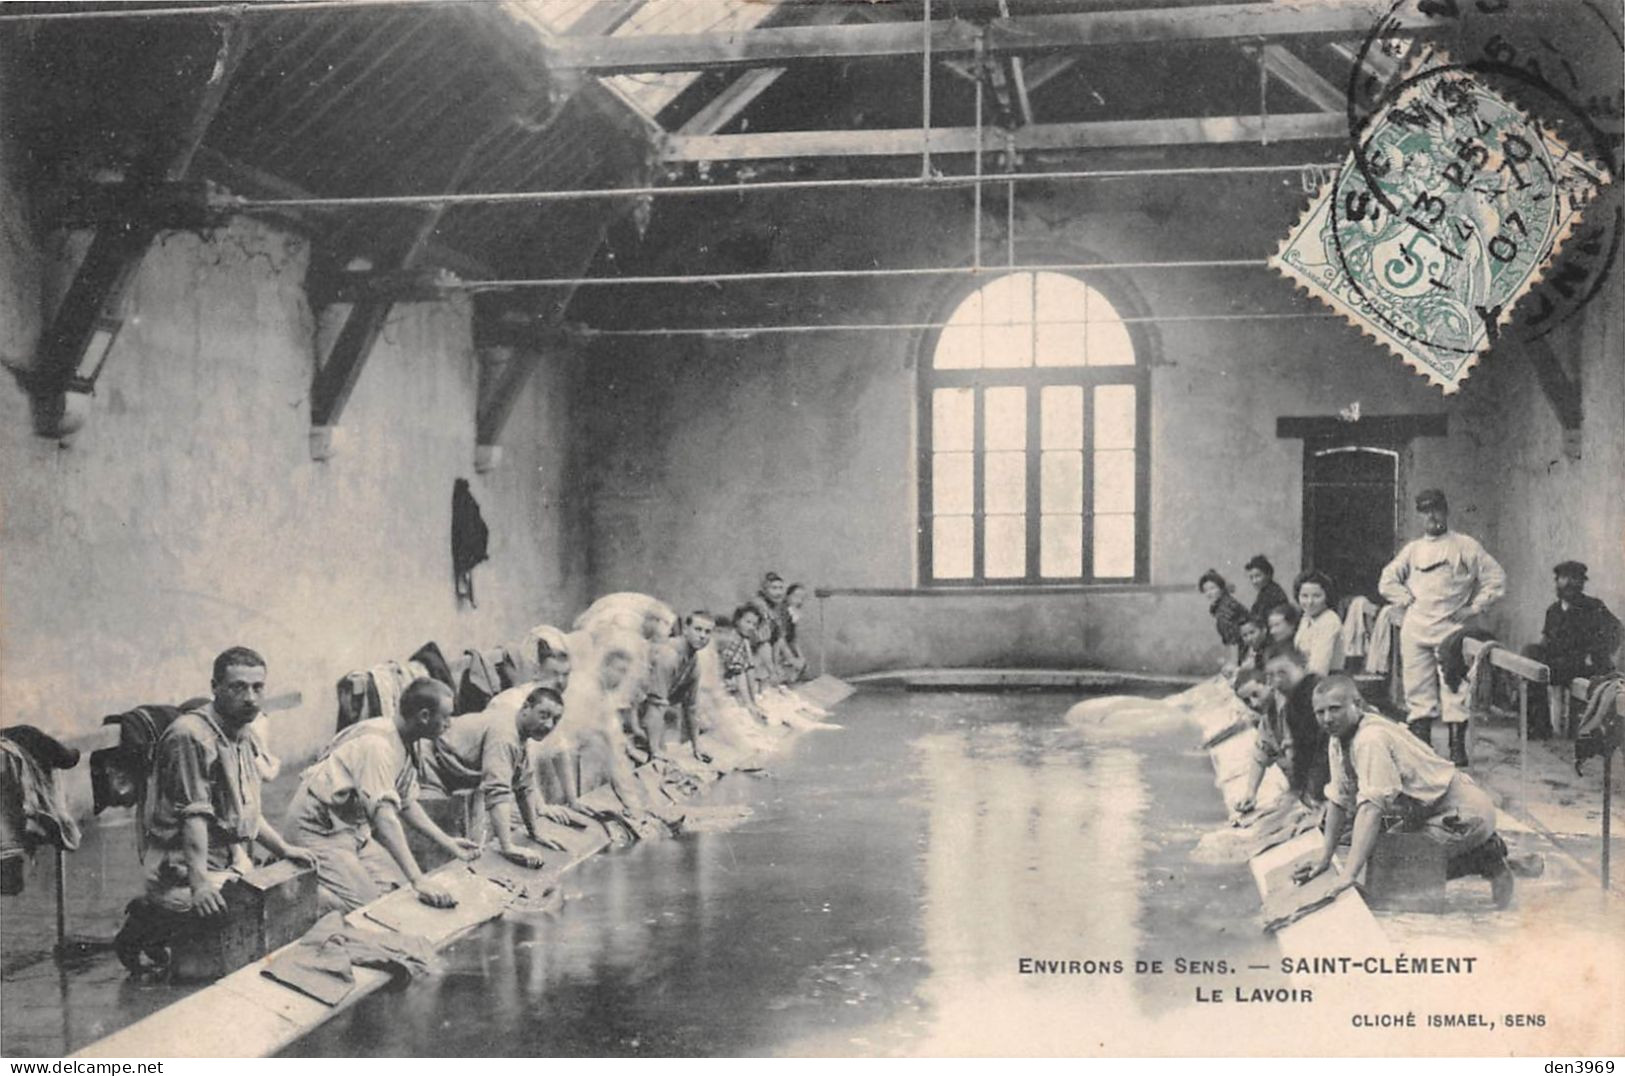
left=985, top=514, right=1026, bottom=578
left=1094, top=384, right=1137, bottom=449
left=1093, top=514, right=1136, bottom=578
left=1094, top=449, right=1136, bottom=514
left=983, top=386, right=1026, bottom=450
left=1035, top=272, right=1089, bottom=366
left=933, top=387, right=975, bottom=450
left=980, top=321, right=1033, bottom=368
left=1041, top=514, right=1083, bottom=578
left=933, top=516, right=974, bottom=579
left=1040, top=385, right=1083, bottom=449
left=934, top=324, right=981, bottom=369
left=1041, top=451, right=1083, bottom=515
left=978, top=273, right=1033, bottom=368
left=933, top=452, right=973, bottom=514
left=1086, top=317, right=1136, bottom=366
left=984, top=451, right=1026, bottom=514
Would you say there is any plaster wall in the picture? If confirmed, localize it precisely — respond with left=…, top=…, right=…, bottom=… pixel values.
left=574, top=181, right=1578, bottom=676
left=0, top=211, right=586, bottom=778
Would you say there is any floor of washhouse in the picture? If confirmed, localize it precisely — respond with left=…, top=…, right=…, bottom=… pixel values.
left=4, top=685, right=1622, bottom=1057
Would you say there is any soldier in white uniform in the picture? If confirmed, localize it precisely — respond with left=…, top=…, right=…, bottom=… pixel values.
left=1378, top=489, right=1506, bottom=766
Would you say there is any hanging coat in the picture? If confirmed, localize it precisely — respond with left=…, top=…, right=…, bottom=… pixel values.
left=451, top=478, right=489, bottom=607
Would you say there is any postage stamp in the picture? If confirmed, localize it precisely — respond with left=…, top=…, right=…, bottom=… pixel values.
left=1271, top=47, right=1612, bottom=393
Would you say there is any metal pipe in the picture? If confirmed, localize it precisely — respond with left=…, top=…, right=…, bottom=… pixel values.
left=54, top=846, right=67, bottom=953
left=818, top=594, right=828, bottom=679
left=220, top=161, right=1339, bottom=212
left=973, top=31, right=984, bottom=270
left=921, top=0, right=933, bottom=180
left=573, top=312, right=1338, bottom=339
left=0, top=0, right=476, bottom=22
left=1603, top=747, right=1613, bottom=891
left=1519, top=679, right=1529, bottom=809
left=455, top=257, right=1270, bottom=292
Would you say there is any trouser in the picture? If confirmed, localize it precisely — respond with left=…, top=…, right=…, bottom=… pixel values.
left=1419, top=773, right=1500, bottom=878
left=142, top=844, right=245, bottom=913
left=295, top=824, right=409, bottom=913
left=1400, top=627, right=1470, bottom=725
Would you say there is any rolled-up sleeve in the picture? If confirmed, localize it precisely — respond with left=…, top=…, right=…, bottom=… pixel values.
left=347, top=739, right=408, bottom=818
left=155, top=730, right=216, bottom=820
left=479, top=734, right=523, bottom=807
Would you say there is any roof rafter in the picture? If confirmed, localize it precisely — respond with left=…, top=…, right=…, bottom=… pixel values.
left=661, top=112, right=1347, bottom=163
left=546, top=0, right=1416, bottom=75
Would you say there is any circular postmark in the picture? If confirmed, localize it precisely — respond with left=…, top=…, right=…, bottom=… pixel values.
left=1343, top=0, right=1623, bottom=343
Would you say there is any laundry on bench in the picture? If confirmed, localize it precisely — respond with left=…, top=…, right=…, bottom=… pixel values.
left=1, top=726, right=81, bottom=895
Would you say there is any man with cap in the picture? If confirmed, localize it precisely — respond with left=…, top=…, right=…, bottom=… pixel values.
left=1378, top=489, right=1506, bottom=766
left=1522, top=561, right=1621, bottom=738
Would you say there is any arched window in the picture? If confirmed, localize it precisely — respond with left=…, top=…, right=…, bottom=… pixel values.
left=919, top=271, right=1149, bottom=585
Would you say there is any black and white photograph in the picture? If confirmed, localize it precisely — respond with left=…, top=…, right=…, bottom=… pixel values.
left=0, top=0, right=1622, bottom=1060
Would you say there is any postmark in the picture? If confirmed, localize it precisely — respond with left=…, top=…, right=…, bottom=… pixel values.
left=1344, top=0, right=1625, bottom=344
left=1271, top=50, right=1611, bottom=393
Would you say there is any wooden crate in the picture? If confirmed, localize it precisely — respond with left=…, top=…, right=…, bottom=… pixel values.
left=1363, top=830, right=1448, bottom=905
left=169, top=861, right=318, bottom=981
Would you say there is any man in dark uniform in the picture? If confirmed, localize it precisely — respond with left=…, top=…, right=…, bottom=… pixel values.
left=1523, top=561, right=1622, bottom=738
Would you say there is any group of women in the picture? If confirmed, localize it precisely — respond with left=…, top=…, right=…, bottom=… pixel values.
left=1198, top=555, right=1346, bottom=678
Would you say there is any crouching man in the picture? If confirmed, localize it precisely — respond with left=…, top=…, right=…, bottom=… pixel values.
left=285, top=678, right=479, bottom=912
left=637, top=611, right=715, bottom=764
left=1293, top=675, right=1515, bottom=907
left=423, top=685, right=569, bottom=869
left=144, top=647, right=314, bottom=915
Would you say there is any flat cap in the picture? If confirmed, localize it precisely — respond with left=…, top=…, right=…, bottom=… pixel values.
left=1414, top=488, right=1448, bottom=511
left=1553, top=560, right=1589, bottom=579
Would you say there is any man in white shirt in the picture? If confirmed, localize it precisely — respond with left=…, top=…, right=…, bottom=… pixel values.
left=1293, top=676, right=1515, bottom=908
left=1378, top=489, right=1506, bottom=766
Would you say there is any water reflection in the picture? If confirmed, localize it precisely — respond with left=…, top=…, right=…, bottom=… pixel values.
left=286, top=691, right=1230, bottom=1058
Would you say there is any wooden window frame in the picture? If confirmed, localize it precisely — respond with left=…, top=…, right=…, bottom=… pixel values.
left=917, top=277, right=1151, bottom=588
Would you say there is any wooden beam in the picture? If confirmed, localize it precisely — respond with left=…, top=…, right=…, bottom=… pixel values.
left=1527, top=348, right=1583, bottom=459
left=192, top=148, right=493, bottom=281
left=1275, top=413, right=1448, bottom=441
left=546, top=0, right=1404, bottom=74
left=1022, top=54, right=1079, bottom=95
left=1463, top=637, right=1551, bottom=684
left=308, top=207, right=445, bottom=449
left=1259, top=43, right=1344, bottom=111
left=661, top=112, right=1346, bottom=163
left=26, top=19, right=249, bottom=436
left=678, top=66, right=788, bottom=136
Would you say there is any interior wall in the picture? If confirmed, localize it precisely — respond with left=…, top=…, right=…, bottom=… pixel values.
left=0, top=204, right=587, bottom=781
left=1477, top=279, right=1625, bottom=652
left=573, top=177, right=1595, bottom=676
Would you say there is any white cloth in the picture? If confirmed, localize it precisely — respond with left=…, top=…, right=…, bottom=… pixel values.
left=1340, top=596, right=1378, bottom=660
left=1364, top=604, right=1401, bottom=675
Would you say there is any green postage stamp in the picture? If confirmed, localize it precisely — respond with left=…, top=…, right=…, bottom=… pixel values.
left=1271, top=50, right=1611, bottom=394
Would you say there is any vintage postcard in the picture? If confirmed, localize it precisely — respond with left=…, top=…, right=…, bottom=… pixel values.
left=0, top=0, right=1621, bottom=1064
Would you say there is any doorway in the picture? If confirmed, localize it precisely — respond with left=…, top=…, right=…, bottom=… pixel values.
left=1302, top=444, right=1399, bottom=605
